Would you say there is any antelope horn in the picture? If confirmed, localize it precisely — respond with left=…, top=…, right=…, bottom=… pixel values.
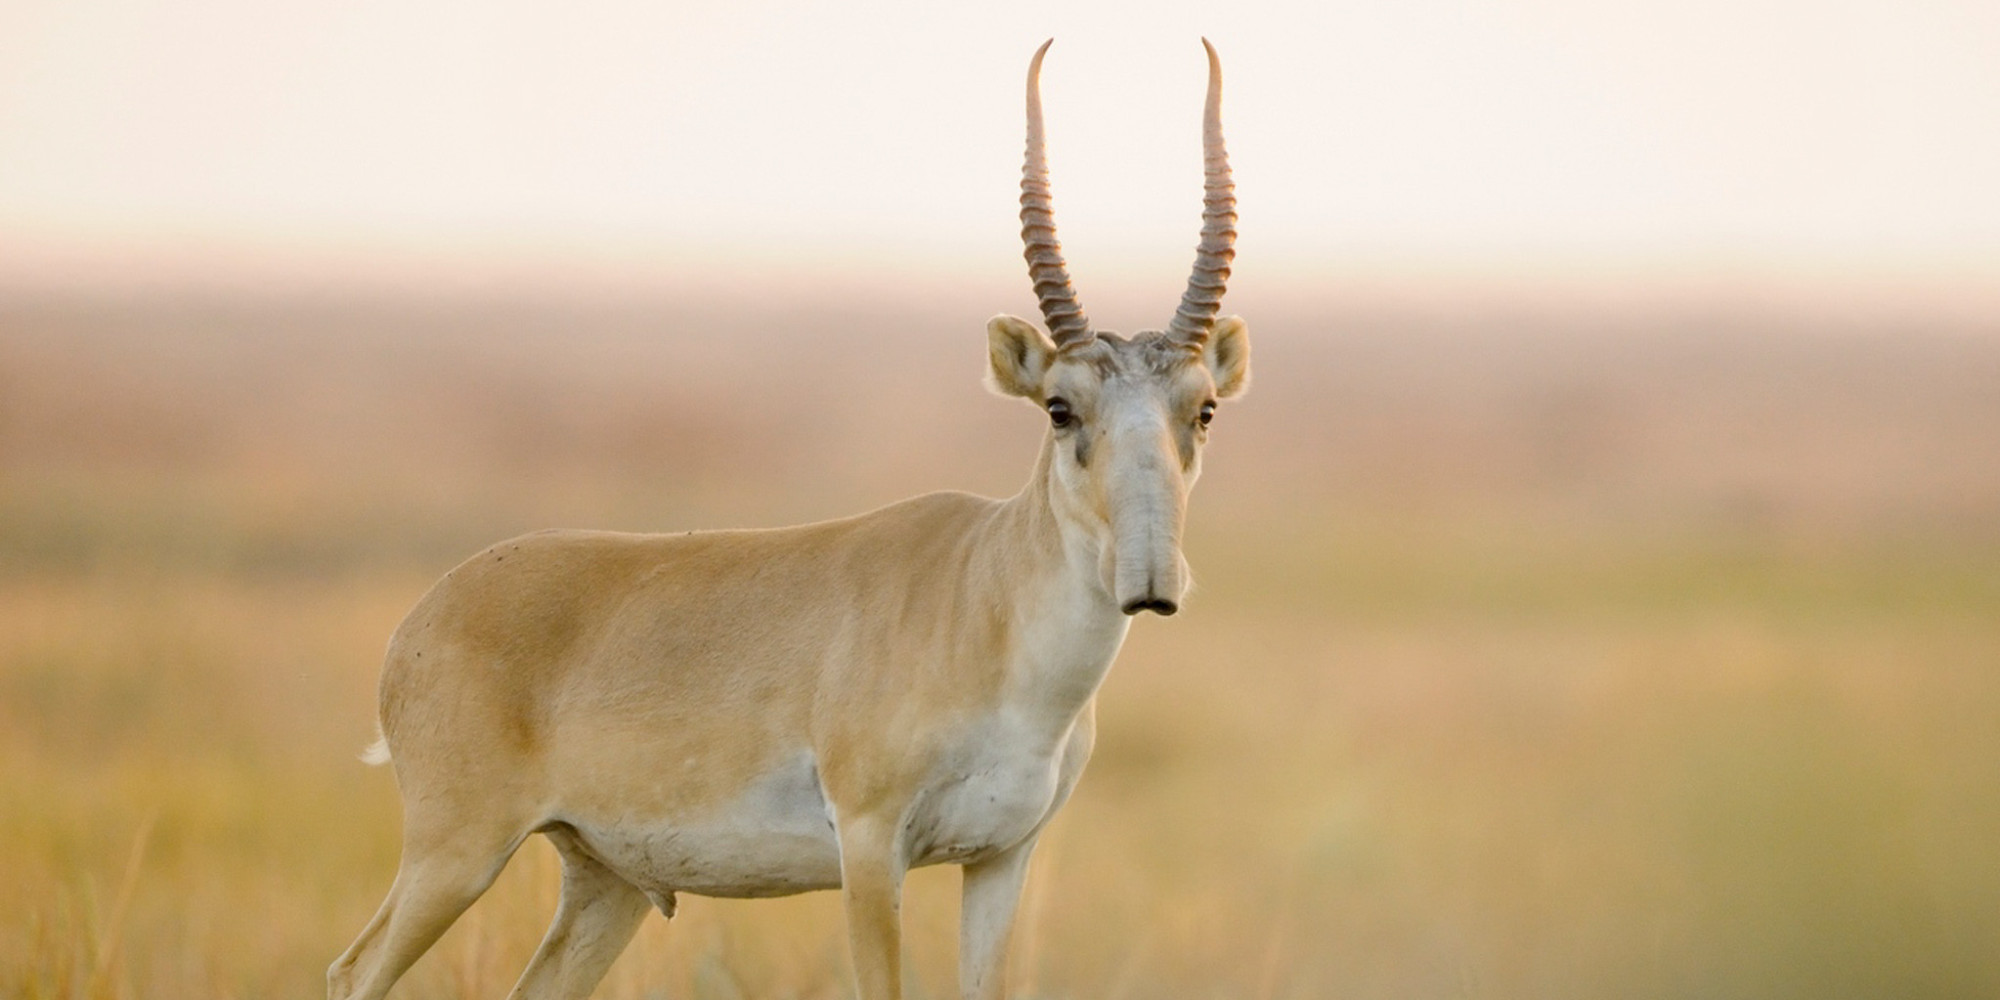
left=1165, top=38, right=1236, bottom=347
left=1020, top=39, right=1092, bottom=348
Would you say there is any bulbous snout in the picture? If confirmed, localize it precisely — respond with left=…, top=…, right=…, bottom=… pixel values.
left=1110, top=534, right=1185, bottom=615
left=1106, top=419, right=1190, bottom=618
left=1121, top=596, right=1179, bottom=617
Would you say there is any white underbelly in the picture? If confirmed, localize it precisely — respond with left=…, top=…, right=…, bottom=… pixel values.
left=581, top=824, right=843, bottom=899
left=562, top=717, right=1083, bottom=897
left=568, top=751, right=843, bottom=899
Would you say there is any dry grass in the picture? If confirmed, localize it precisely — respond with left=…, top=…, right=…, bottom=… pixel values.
left=3, top=283, right=1998, bottom=998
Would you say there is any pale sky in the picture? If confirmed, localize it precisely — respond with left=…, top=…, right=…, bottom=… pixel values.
left=2, top=0, right=1996, bottom=290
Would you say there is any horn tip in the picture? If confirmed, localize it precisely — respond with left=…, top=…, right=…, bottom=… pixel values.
left=1029, top=38, right=1055, bottom=81
left=1032, top=38, right=1064, bottom=80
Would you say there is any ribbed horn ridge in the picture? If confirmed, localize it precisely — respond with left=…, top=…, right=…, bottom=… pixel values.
left=1020, top=39, right=1092, bottom=347
left=1166, top=38, right=1236, bottom=347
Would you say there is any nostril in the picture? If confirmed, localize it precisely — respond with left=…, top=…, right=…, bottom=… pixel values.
left=1121, top=598, right=1179, bottom=617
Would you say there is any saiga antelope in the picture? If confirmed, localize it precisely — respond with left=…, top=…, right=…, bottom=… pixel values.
left=329, top=38, right=1250, bottom=1000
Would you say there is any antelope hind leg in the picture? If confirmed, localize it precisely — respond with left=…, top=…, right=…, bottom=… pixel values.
left=504, top=825, right=654, bottom=999
left=326, top=821, right=526, bottom=1000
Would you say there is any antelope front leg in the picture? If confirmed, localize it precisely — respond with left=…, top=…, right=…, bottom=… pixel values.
left=959, top=837, right=1039, bottom=1000
left=839, top=815, right=908, bottom=1000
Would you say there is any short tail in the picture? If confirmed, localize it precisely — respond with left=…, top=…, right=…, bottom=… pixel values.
left=359, top=736, right=391, bottom=766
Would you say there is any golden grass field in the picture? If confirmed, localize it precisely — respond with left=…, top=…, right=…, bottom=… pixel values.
left=3, top=282, right=1998, bottom=998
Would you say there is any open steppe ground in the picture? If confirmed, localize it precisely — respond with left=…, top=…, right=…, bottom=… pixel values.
left=4, top=281, right=1998, bottom=998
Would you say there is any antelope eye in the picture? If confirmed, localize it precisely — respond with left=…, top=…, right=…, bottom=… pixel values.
left=1046, top=397, right=1073, bottom=428
left=1198, top=401, right=1216, bottom=426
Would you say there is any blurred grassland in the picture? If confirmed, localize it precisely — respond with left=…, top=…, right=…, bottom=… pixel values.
left=3, top=284, right=1999, bottom=999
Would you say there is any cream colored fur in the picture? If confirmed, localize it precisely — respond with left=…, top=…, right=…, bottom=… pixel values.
left=326, top=316, right=1249, bottom=1000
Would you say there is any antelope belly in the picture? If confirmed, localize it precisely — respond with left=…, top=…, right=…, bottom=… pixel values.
left=571, top=751, right=843, bottom=899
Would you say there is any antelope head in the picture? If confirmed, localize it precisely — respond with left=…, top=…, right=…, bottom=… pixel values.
left=988, top=39, right=1251, bottom=617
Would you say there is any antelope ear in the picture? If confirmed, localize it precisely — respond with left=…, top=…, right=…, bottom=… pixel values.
left=1205, top=315, right=1251, bottom=398
left=987, top=314, right=1057, bottom=399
